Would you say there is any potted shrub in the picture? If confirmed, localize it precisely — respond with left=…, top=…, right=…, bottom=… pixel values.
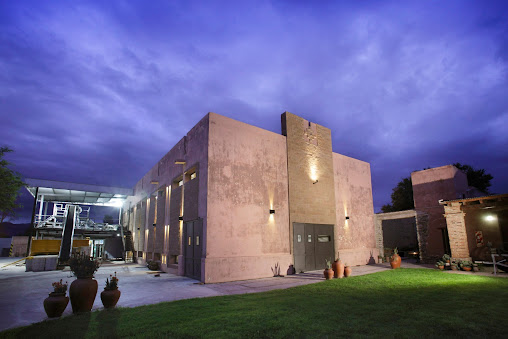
left=390, top=247, right=401, bottom=269
left=459, top=260, right=473, bottom=271
left=450, top=261, right=458, bottom=271
left=332, top=254, right=344, bottom=279
left=147, top=260, right=160, bottom=271
left=101, top=272, right=121, bottom=308
left=442, top=254, right=451, bottom=264
left=435, top=260, right=445, bottom=270
left=43, top=279, right=69, bottom=318
left=69, top=253, right=101, bottom=313
left=323, top=259, right=333, bottom=280
left=344, top=264, right=352, bottom=277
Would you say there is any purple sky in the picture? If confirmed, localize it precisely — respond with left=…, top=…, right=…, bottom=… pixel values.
left=1, top=0, right=508, bottom=222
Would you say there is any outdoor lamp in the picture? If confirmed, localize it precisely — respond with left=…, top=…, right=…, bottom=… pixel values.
left=270, top=209, right=275, bottom=214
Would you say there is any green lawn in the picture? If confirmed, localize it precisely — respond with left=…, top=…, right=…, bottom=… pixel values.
left=2, top=269, right=507, bottom=338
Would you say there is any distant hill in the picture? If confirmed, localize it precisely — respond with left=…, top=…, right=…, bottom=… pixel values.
left=0, top=222, right=31, bottom=238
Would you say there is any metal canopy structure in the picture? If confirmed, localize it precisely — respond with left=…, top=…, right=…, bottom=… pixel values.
left=25, top=178, right=133, bottom=206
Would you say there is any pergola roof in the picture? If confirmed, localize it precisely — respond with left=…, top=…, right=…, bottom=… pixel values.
left=25, top=178, right=133, bottom=207
left=439, top=193, right=508, bottom=206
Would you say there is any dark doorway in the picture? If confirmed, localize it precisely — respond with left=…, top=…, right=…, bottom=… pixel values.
left=183, top=219, right=203, bottom=280
left=293, top=223, right=334, bottom=272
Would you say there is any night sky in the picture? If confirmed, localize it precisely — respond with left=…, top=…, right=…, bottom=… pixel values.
left=1, top=0, right=508, bottom=222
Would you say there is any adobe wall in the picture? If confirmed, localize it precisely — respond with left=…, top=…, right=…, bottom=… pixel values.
left=205, top=113, right=291, bottom=283
left=411, top=165, right=468, bottom=262
left=125, top=114, right=209, bottom=272
left=333, top=153, right=378, bottom=265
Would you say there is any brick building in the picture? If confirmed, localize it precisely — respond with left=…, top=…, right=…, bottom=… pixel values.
left=123, top=112, right=378, bottom=283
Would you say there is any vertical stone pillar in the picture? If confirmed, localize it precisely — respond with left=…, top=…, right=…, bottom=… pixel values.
left=443, top=203, right=471, bottom=260
left=374, top=216, right=384, bottom=257
left=415, top=212, right=429, bottom=262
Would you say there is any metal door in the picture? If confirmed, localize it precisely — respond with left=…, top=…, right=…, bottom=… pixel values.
left=183, top=219, right=202, bottom=280
left=293, top=223, right=334, bottom=272
left=293, top=223, right=305, bottom=273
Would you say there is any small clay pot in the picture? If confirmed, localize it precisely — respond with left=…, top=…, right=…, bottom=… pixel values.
left=462, top=266, right=472, bottom=272
left=344, top=266, right=352, bottom=277
left=69, top=278, right=98, bottom=313
left=44, top=292, right=69, bottom=318
left=101, top=289, right=121, bottom=308
left=324, top=268, right=333, bottom=280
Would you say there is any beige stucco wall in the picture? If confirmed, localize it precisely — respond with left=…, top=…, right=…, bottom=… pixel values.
left=205, top=113, right=291, bottom=283
left=333, top=153, right=378, bottom=265
left=125, top=114, right=209, bottom=271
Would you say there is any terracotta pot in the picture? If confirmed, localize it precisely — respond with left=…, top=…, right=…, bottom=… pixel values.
left=462, top=266, right=472, bottom=271
left=438, top=265, right=445, bottom=270
left=390, top=254, right=401, bottom=269
left=344, top=266, right=352, bottom=277
left=323, top=268, right=333, bottom=280
left=445, top=260, right=451, bottom=264
left=332, top=260, right=344, bottom=279
left=44, top=292, right=69, bottom=318
left=101, top=289, right=121, bottom=308
left=69, top=278, right=98, bottom=313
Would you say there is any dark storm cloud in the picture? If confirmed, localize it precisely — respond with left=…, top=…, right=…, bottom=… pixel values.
left=1, top=0, right=508, bottom=221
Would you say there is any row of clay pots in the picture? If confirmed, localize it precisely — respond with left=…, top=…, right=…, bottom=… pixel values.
left=44, top=278, right=121, bottom=318
left=324, top=260, right=352, bottom=280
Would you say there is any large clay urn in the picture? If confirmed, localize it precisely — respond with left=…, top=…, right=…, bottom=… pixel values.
left=332, top=259, right=345, bottom=279
left=101, top=289, right=121, bottom=309
left=390, top=254, right=401, bottom=269
left=44, top=292, right=69, bottom=318
left=69, top=277, right=98, bottom=313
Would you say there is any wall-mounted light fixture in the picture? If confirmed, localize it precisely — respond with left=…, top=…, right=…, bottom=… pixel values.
left=313, top=180, right=319, bottom=184
left=270, top=209, right=275, bottom=214
left=152, top=223, right=156, bottom=227
left=345, top=216, right=350, bottom=220
left=179, top=216, right=184, bottom=221
left=137, top=227, right=140, bottom=230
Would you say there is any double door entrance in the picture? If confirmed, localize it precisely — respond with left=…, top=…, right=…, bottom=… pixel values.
left=293, top=223, right=334, bottom=272
left=183, top=219, right=203, bottom=280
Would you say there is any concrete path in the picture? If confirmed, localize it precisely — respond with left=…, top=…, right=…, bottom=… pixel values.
left=0, top=257, right=503, bottom=332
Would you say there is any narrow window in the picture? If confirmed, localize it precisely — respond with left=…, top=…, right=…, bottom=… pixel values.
left=196, top=235, right=200, bottom=246
left=190, top=172, right=197, bottom=180
left=297, top=234, right=302, bottom=243
left=317, top=235, right=331, bottom=242
left=308, top=234, right=312, bottom=243
left=188, top=236, right=191, bottom=246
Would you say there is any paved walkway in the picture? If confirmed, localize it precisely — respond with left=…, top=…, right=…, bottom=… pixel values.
left=0, top=257, right=504, bottom=332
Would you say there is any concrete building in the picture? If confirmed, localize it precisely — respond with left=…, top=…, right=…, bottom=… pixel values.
left=124, top=112, right=378, bottom=283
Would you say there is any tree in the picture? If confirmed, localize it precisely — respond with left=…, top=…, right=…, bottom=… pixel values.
left=381, top=164, right=494, bottom=213
left=381, top=177, right=414, bottom=213
left=453, top=163, right=493, bottom=194
left=0, top=147, right=25, bottom=223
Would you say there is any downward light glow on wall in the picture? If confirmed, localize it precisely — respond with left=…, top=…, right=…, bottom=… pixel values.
left=485, top=215, right=496, bottom=222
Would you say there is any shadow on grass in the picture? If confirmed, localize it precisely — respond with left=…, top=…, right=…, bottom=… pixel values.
left=4, top=312, right=92, bottom=339
left=96, top=308, right=121, bottom=338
